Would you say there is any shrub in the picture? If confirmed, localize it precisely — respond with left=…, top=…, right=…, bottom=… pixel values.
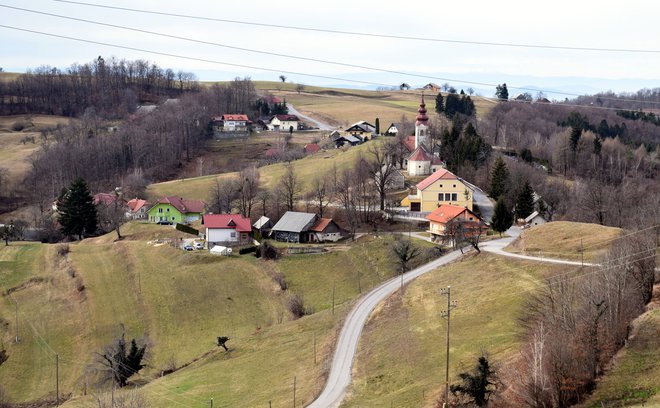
left=57, top=244, right=70, bottom=257
left=11, top=121, right=26, bottom=132
left=272, top=271, right=288, bottom=291
left=286, top=293, right=309, bottom=318
left=239, top=246, right=257, bottom=255
left=257, top=240, right=279, bottom=260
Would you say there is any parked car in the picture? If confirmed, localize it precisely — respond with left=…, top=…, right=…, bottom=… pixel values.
left=183, top=244, right=194, bottom=251
left=194, top=242, right=204, bottom=250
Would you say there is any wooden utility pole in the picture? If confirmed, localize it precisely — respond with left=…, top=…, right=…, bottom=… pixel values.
left=56, top=354, right=59, bottom=406
left=580, top=238, right=584, bottom=266
left=210, top=397, right=213, bottom=408
left=293, top=376, right=297, bottom=407
left=313, top=333, right=317, bottom=365
left=332, top=281, right=336, bottom=315
left=14, top=298, right=19, bottom=343
left=440, top=286, right=457, bottom=407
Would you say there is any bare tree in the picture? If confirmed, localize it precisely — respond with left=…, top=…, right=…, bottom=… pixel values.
left=278, top=164, right=301, bottom=211
left=367, top=143, right=397, bottom=211
left=208, top=177, right=238, bottom=214
left=236, top=167, right=260, bottom=217
left=310, top=176, right=331, bottom=218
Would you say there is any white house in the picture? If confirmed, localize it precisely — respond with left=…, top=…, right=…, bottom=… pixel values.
left=268, top=114, right=300, bottom=132
left=524, top=211, right=547, bottom=227
left=203, top=214, right=252, bottom=248
left=212, top=114, right=250, bottom=132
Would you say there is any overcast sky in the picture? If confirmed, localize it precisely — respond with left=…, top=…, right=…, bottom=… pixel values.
left=2, top=0, right=659, bottom=95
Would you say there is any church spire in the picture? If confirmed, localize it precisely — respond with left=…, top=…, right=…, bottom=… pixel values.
left=415, top=94, right=429, bottom=126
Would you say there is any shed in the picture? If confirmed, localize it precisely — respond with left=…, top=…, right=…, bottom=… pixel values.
left=524, top=211, right=547, bottom=227
left=270, top=211, right=318, bottom=243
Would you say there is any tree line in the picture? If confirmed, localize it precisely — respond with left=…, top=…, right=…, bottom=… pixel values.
left=0, top=56, right=199, bottom=118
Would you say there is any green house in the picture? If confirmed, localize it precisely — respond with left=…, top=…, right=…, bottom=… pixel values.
left=147, top=196, right=206, bottom=224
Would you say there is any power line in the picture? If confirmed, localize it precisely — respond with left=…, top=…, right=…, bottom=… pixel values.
left=1, top=22, right=658, bottom=111
left=52, top=0, right=660, bottom=54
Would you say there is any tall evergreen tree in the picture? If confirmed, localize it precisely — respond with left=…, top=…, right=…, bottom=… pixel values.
left=450, top=355, right=498, bottom=407
left=435, top=92, right=444, bottom=114
left=569, top=126, right=582, bottom=152
left=58, top=177, right=97, bottom=240
left=489, top=157, right=509, bottom=199
left=495, top=83, right=509, bottom=101
left=515, top=180, right=535, bottom=220
left=491, top=198, right=513, bottom=236
left=375, top=117, right=380, bottom=135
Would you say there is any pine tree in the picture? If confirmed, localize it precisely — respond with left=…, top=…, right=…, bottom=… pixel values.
left=489, top=157, right=508, bottom=199
left=435, top=92, right=444, bottom=114
left=450, top=355, right=498, bottom=407
left=491, top=198, right=513, bottom=236
left=375, top=117, right=380, bottom=135
left=495, top=83, right=509, bottom=101
left=515, top=180, right=535, bottom=220
left=570, top=126, right=582, bottom=152
left=59, top=177, right=97, bottom=240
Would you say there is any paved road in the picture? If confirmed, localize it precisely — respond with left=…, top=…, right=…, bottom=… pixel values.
left=287, top=103, right=334, bottom=131
left=306, top=247, right=468, bottom=408
left=307, top=226, right=596, bottom=407
left=472, top=188, right=494, bottom=223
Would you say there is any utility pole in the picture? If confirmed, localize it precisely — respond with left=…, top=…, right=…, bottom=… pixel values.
left=580, top=238, right=584, bottom=266
left=357, top=270, right=361, bottom=293
left=293, top=376, right=297, bottom=407
left=14, top=298, right=19, bottom=343
left=313, top=333, right=317, bottom=365
left=210, top=397, right=213, bottom=408
left=440, top=286, right=457, bottom=407
left=332, top=281, right=336, bottom=315
left=56, top=354, right=60, bottom=406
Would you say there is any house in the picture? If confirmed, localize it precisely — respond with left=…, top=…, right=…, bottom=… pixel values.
left=422, top=83, right=441, bottom=92
left=375, top=165, right=406, bottom=190
left=203, top=214, right=252, bottom=248
left=252, top=216, right=273, bottom=238
left=309, top=218, right=345, bottom=242
left=304, top=143, right=321, bottom=154
left=345, top=121, right=375, bottom=138
left=93, top=193, right=125, bottom=207
left=126, top=198, right=149, bottom=220
left=147, top=196, right=206, bottom=224
left=329, top=130, right=342, bottom=139
left=334, top=134, right=363, bottom=148
left=401, top=168, right=474, bottom=212
left=426, top=204, right=486, bottom=243
left=270, top=211, right=318, bottom=243
left=268, top=114, right=300, bottom=132
left=211, top=114, right=250, bottom=133
left=384, top=123, right=399, bottom=136
left=524, top=211, right=547, bottom=227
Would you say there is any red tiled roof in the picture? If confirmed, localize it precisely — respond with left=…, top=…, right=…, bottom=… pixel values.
left=157, top=196, right=205, bottom=214
left=203, top=214, right=251, bottom=232
left=431, top=156, right=445, bottom=165
left=416, top=169, right=458, bottom=191
left=93, top=193, right=125, bottom=206
left=408, top=146, right=433, bottom=162
left=304, top=143, right=320, bottom=154
left=221, top=114, right=249, bottom=121
left=127, top=198, right=148, bottom=212
left=404, top=135, right=416, bottom=152
left=425, top=205, right=467, bottom=224
left=310, top=218, right=333, bottom=232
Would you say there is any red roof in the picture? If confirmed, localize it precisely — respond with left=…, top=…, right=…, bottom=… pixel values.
left=416, top=95, right=429, bottom=126
left=203, top=214, right=251, bottom=232
left=415, top=169, right=458, bottom=191
left=127, top=198, right=148, bottom=212
left=304, top=143, right=320, bottom=154
left=404, top=135, right=416, bottom=152
left=310, top=218, right=333, bottom=232
left=408, top=146, right=433, bottom=162
left=156, top=196, right=205, bottom=214
left=221, top=114, right=249, bottom=121
left=426, top=205, right=468, bottom=224
left=93, top=193, right=124, bottom=206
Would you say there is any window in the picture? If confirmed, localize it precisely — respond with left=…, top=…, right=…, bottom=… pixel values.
left=166, top=208, right=170, bottom=212
left=158, top=208, right=163, bottom=213
left=453, top=184, right=456, bottom=188
left=452, top=193, right=458, bottom=201
left=230, top=232, right=237, bottom=238
left=438, top=193, right=444, bottom=201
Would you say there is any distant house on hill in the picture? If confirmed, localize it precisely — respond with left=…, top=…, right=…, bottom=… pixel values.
left=345, top=121, right=375, bottom=138
left=203, top=214, right=252, bottom=247
left=334, top=134, right=363, bottom=148
left=425, top=204, right=486, bottom=243
left=147, top=196, right=206, bottom=224
left=422, top=83, right=441, bottom=92
left=270, top=211, right=345, bottom=243
left=524, top=211, right=547, bottom=227
left=268, top=114, right=299, bottom=132
left=211, top=114, right=251, bottom=132
left=384, top=123, right=399, bottom=136
left=126, top=198, right=149, bottom=220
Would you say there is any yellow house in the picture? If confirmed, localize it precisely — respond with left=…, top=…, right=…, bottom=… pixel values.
left=401, top=169, right=473, bottom=212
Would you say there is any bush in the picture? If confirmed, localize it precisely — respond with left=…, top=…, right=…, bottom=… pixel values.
left=257, top=240, right=279, bottom=260
left=272, top=271, right=288, bottom=291
left=57, top=244, right=70, bottom=257
left=11, top=121, right=26, bottom=132
left=286, top=293, right=310, bottom=318
left=239, top=246, right=257, bottom=255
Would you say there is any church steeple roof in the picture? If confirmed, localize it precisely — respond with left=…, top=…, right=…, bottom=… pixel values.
left=415, top=95, right=429, bottom=126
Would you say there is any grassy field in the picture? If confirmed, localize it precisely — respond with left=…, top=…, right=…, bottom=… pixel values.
left=342, top=253, right=566, bottom=407
left=147, top=137, right=384, bottom=201
left=507, top=221, right=622, bottom=262
left=0, top=223, right=437, bottom=406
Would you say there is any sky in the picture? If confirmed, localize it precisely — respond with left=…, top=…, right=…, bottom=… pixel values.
left=1, top=0, right=659, bottom=97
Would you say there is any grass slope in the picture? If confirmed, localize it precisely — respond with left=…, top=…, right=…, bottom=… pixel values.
left=342, top=253, right=565, bottom=407
left=147, top=138, right=383, bottom=201
left=507, top=221, right=622, bottom=262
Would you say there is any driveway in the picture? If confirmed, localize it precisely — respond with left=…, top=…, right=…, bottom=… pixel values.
left=286, top=103, right=334, bottom=131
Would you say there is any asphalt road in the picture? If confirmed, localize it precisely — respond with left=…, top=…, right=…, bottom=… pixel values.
left=472, top=187, right=494, bottom=223
left=286, top=103, right=334, bottom=131
left=307, top=226, right=593, bottom=407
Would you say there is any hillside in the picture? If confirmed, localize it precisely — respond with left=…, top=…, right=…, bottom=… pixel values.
left=0, top=223, right=433, bottom=406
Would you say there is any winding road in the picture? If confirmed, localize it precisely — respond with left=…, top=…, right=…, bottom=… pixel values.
left=287, top=103, right=334, bottom=131
left=307, top=224, right=595, bottom=407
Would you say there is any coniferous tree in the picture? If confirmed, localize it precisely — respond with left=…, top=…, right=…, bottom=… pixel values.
left=450, top=355, right=499, bottom=407
left=58, top=177, right=97, bottom=240
left=491, top=198, right=513, bottom=236
left=375, top=117, right=380, bottom=135
left=435, top=92, right=444, bottom=114
left=515, top=180, right=535, bottom=220
left=569, top=126, right=582, bottom=152
left=495, top=83, right=509, bottom=101
left=489, top=156, right=509, bottom=199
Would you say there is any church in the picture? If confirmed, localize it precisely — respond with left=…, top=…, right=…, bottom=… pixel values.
left=404, top=96, right=445, bottom=176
